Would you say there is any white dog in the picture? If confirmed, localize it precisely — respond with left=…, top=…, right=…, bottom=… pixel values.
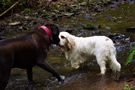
left=59, top=32, right=121, bottom=74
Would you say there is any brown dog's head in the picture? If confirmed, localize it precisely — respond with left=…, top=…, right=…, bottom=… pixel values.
left=44, top=24, right=60, bottom=45
left=58, top=32, right=75, bottom=51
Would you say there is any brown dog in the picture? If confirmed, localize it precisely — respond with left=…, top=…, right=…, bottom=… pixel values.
left=0, top=24, right=64, bottom=90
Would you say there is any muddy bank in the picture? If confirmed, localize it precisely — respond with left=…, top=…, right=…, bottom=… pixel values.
left=0, top=0, right=134, bottom=37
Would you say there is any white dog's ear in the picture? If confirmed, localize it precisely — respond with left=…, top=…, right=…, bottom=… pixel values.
left=66, top=37, right=75, bottom=50
left=61, top=35, right=65, bottom=39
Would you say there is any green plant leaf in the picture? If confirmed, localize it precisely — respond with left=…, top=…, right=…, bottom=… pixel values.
left=126, top=49, right=135, bottom=65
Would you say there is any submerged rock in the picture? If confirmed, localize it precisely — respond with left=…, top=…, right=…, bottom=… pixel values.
left=80, top=23, right=100, bottom=30
left=126, top=27, right=135, bottom=32
left=66, top=29, right=74, bottom=33
left=79, top=2, right=87, bottom=6
left=105, top=26, right=111, bottom=30
left=108, top=33, right=126, bottom=40
left=94, top=8, right=104, bottom=12
left=64, top=12, right=74, bottom=17
left=9, top=22, right=22, bottom=26
left=83, top=14, right=94, bottom=20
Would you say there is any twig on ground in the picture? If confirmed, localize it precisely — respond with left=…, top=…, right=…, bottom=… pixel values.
left=0, top=0, right=20, bottom=17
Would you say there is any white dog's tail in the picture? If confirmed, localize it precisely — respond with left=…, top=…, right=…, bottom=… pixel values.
left=109, top=47, right=121, bottom=72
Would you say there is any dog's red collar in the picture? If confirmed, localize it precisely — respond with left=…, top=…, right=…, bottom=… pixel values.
left=39, top=25, right=52, bottom=38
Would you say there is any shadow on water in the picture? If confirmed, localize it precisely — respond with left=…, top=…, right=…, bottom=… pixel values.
left=5, top=3, right=135, bottom=90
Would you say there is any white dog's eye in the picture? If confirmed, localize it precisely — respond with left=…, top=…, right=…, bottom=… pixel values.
left=61, top=35, right=65, bottom=39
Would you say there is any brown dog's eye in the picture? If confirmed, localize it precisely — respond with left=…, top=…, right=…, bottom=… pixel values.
left=61, top=35, right=65, bottom=39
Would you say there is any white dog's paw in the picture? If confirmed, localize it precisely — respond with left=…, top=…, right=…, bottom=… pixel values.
left=72, top=65, right=80, bottom=69
left=71, top=62, right=80, bottom=69
left=74, top=65, right=80, bottom=69
left=71, top=63, right=80, bottom=69
left=100, top=68, right=106, bottom=75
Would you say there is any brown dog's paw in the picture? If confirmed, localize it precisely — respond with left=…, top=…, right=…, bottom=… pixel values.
left=58, top=76, right=65, bottom=84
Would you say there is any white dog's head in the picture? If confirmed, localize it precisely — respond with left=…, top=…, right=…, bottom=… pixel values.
left=58, top=32, right=75, bottom=51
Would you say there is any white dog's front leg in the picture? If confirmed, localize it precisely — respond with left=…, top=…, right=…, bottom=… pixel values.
left=71, top=61, right=80, bottom=69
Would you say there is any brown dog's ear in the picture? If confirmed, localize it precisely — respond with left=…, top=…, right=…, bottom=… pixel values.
left=66, top=37, right=75, bottom=50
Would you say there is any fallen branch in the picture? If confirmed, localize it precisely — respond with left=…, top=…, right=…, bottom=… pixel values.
left=0, top=0, right=20, bottom=17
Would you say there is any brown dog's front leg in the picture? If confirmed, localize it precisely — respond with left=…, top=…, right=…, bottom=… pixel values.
left=26, top=68, right=33, bottom=84
left=0, top=68, right=11, bottom=90
left=37, top=61, right=64, bottom=84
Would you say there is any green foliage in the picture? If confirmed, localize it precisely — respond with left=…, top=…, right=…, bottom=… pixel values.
left=1, top=0, right=12, bottom=7
left=0, top=0, right=13, bottom=12
left=124, top=83, right=133, bottom=90
left=126, top=46, right=135, bottom=65
left=19, top=0, right=25, bottom=9
left=24, top=8, right=31, bottom=14
left=56, top=4, right=61, bottom=8
left=0, top=0, right=38, bottom=14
